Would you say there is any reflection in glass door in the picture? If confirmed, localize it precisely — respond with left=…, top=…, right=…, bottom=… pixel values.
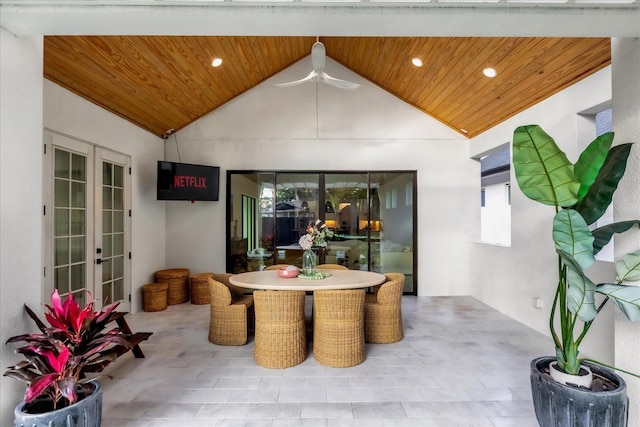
left=371, top=173, right=416, bottom=293
left=324, top=173, right=368, bottom=269
left=275, top=173, right=319, bottom=267
left=229, top=173, right=276, bottom=272
left=53, top=147, right=89, bottom=306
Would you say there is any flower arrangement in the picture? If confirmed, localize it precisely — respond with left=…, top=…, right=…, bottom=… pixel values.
left=4, top=290, right=130, bottom=412
left=299, top=219, right=334, bottom=250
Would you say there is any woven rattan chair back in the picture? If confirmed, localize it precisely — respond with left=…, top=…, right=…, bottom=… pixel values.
left=364, top=273, right=404, bottom=344
left=253, top=290, right=307, bottom=368
left=213, top=272, right=245, bottom=297
left=208, top=277, right=253, bottom=345
left=264, top=264, right=291, bottom=271
left=313, top=289, right=366, bottom=367
left=316, top=264, right=348, bottom=270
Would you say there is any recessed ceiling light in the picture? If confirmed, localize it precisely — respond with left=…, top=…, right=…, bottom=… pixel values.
left=483, top=67, right=497, bottom=78
left=211, top=58, right=223, bottom=67
left=411, top=58, right=423, bottom=67
left=460, top=129, right=468, bottom=134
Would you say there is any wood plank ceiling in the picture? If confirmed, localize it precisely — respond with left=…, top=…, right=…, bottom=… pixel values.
left=44, top=36, right=610, bottom=138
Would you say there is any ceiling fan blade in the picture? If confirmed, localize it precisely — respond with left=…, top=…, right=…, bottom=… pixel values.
left=274, top=41, right=360, bottom=90
left=273, top=70, right=319, bottom=88
left=321, top=73, right=361, bottom=90
left=311, top=41, right=326, bottom=72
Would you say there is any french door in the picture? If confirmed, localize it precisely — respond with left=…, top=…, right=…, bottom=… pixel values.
left=43, top=131, right=131, bottom=310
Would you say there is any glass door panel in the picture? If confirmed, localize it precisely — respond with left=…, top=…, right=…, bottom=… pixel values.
left=371, top=172, right=415, bottom=293
left=324, top=173, right=368, bottom=269
left=95, top=148, right=131, bottom=311
left=228, top=173, right=276, bottom=272
left=53, top=148, right=88, bottom=306
left=100, top=161, right=125, bottom=306
left=274, top=173, right=319, bottom=268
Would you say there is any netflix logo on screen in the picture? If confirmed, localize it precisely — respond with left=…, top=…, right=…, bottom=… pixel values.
left=157, top=161, right=220, bottom=201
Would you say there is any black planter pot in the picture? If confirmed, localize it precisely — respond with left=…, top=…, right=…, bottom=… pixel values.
left=13, top=381, right=102, bottom=427
left=530, top=356, right=628, bottom=427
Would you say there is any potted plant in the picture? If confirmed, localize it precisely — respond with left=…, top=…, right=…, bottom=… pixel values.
left=3, top=290, right=130, bottom=427
left=512, top=124, right=640, bottom=426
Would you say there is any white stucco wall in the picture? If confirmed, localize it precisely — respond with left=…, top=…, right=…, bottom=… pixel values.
left=0, top=30, right=44, bottom=427
left=611, top=37, right=640, bottom=425
left=164, top=57, right=476, bottom=297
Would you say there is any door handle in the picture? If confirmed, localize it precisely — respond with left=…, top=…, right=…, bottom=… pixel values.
left=96, top=258, right=110, bottom=264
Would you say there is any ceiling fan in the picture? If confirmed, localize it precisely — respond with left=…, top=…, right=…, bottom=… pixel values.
left=273, top=41, right=361, bottom=90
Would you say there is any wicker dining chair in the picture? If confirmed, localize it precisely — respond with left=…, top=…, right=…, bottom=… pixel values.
left=264, top=264, right=291, bottom=271
left=208, top=277, right=254, bottom=345
left=213, top=272, right=247, bottom=297
left=364, top=272, right=404, bottom=344
left=313, top=289, right=366, bottom=367
left=253, top=290, right=307, bottom=368
left=316, top=264, right=348, bottom=270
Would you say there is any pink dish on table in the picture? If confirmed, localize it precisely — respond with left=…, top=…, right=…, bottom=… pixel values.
left=277, top=266, right=300, bottom=278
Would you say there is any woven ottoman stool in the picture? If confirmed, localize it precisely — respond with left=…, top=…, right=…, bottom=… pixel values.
left=189, top=272, right=214, bottom=305
left=155, top=268, right=190, bottom=305
left=142, top=282, right=169, bottom=312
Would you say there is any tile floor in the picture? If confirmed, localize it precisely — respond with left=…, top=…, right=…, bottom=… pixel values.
left=100, top=295, right=552, bottom=426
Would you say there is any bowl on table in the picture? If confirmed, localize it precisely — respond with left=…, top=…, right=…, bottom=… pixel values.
left=277, top=266, right=300, bottom=278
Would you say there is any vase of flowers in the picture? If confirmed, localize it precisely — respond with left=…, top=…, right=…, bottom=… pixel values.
left=301, top=249, right=316, bottom=274
left=4, top=290, right=131, bottom=427
left=299, top=219, right=333, bottom=276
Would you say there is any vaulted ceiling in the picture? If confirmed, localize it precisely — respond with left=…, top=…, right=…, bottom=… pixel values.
left=44, top=36, right=611, bottom=139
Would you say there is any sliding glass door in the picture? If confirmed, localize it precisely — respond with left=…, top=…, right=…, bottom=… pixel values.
left=227, top=170, right=417, bottom=294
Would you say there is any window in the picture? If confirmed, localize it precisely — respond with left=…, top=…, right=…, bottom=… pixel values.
left=477, top=144, right=511, bottom=246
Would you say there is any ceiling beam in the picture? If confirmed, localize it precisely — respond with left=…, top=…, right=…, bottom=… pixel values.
left=2, top=2, right=639, bottom=38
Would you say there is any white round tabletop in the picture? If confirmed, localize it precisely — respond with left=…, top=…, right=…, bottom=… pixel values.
left=229, top=269, right=386, bottom=291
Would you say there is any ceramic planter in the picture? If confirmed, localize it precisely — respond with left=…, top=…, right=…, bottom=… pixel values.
left=530, top=356, right=628, bottom=427
left=13, top=381, right=102, bottom=427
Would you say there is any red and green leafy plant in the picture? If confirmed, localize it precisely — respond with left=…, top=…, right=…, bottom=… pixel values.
left=4, top=290, right=130, bottom=412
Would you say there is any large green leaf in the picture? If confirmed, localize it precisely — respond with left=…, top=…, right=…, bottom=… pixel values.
left=553, top=210, right=595, bottom=270
left=592, top=221, right=640, bottom=255
left=558, top=250, right=597, bottom=322
left=574, top=144, right=632, bottom=225
left=513, top=125, right=579, bottom=208
left=574, top=132, right=614, bottom=201
left=616, top=250, right=640, bottom=282
left=596, top=284, right=640, bottom=321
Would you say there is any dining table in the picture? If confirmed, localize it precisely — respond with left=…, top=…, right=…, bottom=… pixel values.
left=229, top=269, right=386, bottom=291
left=231, top=268, right=386, bottom=368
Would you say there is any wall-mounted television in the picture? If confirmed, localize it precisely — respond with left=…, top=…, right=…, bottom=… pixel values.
left=157, top=161, right=220, bottom=201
